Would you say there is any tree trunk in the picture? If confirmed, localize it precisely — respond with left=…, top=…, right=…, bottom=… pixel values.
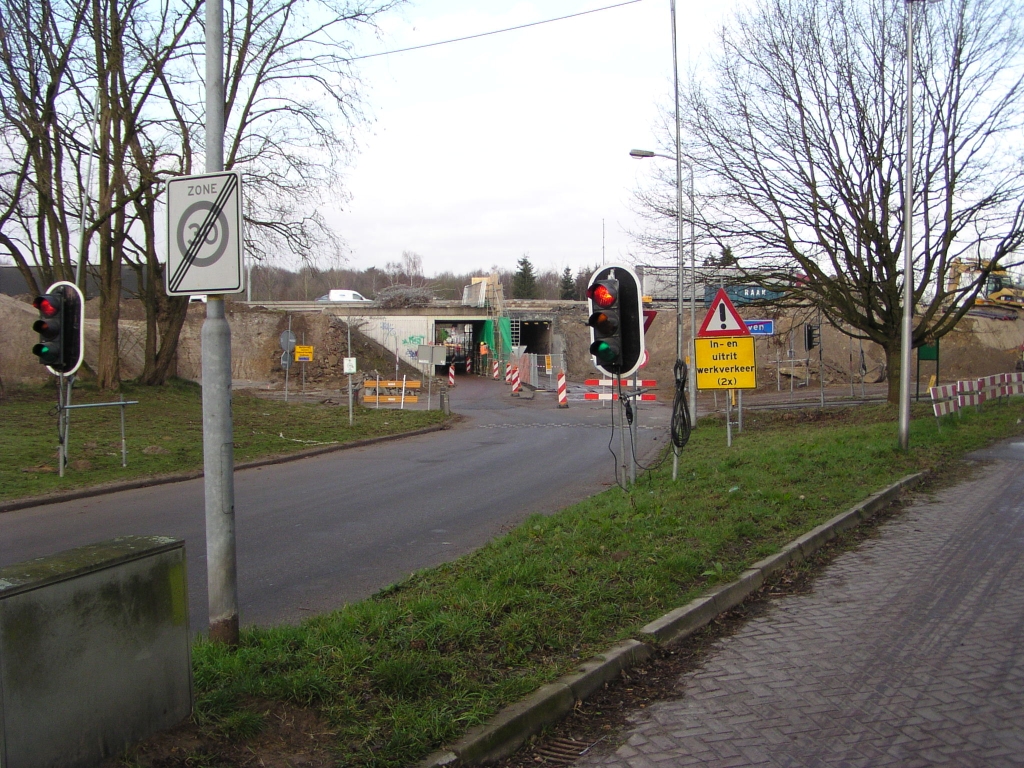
left=884, top=344, right=901, bottom=406
left=96, top=229, right=121, bottom=390
left=138, top=261, right=189, bottom=385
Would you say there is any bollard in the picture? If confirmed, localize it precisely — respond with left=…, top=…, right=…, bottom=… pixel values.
left=505, top=362, right=513, bottom=384
left=511, top=366, right=521, bottom=396
left=449, top=364, right=456, bottom=387
left=557, top=370, right=569, bottom=408
left=493, top=359, right=500, bottom=379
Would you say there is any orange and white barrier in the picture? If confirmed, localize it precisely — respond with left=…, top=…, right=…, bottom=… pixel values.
left=493, top=360, right=500, bottom=379
left=448, top=364, right=456, bottom=387
left=557, top=370, right=568, bottom=408
left=511, top=367, right=521, bottom=396
left=505, top=363, right=513, bottom=384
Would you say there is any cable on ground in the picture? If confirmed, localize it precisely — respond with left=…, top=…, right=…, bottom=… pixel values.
left=671, top=358, right=692, bottom=450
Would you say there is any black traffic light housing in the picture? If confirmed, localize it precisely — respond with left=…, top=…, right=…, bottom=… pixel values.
left=586, top=264, right=645, bottom=377
left=804, top=323, right=820, bottom=352
left=31, top=281, right=84, bottom=375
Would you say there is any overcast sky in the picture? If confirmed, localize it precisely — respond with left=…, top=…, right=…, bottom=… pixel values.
left=335, top=0, right=736, bottom=278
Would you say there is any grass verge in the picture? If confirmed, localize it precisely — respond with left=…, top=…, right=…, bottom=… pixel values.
left=0, top=379, right=448, bottom=503
left=112, top=399, right=1024, bottom=768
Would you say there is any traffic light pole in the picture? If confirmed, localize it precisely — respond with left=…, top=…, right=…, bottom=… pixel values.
left=619, top=397, right=630, bottom=486
left=58, top=375, right=71, bottom=478
left=202, top=0, right=239, bottom=646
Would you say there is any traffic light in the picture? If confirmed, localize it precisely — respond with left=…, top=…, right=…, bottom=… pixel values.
left=32, top=293, right=64, bottom=367
left=804, top=323, right=820, bottom=351
left=586, top=264, right=645, bottom=377
left=31, top=282, right=84, bottom=375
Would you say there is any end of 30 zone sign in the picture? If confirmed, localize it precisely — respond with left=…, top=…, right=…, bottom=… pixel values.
left=166, top=171, right=244, bottom=296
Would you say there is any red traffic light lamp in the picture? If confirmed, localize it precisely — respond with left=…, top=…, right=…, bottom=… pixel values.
left=588, top=281, right=617, bottom=309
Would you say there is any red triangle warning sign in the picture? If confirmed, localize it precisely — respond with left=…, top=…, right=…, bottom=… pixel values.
left=697, top=289, right=751, bottom=337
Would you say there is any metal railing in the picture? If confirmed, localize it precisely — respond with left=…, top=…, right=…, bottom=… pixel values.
left=62, top=400, right=139, bottom=469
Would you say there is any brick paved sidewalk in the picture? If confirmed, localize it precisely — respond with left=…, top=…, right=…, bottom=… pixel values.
left=578, top=454, right=1024, bottom=767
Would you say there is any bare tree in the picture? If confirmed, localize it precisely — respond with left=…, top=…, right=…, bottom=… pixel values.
left=0, top=0, right=88, bottom=294
left=1, top=0, right=402, bottom=387
left=638, top=0, right=1024, bottom=403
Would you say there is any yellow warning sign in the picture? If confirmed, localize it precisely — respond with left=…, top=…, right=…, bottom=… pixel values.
left=294, top=345, right=314, bottom=362
left=694, top=337, right=757, bottom=390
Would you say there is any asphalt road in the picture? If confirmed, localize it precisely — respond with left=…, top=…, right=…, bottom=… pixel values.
left=1, top=376, right=670, bottom=633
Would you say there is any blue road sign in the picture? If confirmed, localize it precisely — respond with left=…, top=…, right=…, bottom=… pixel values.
left=745, top=319, right=775, bottom=335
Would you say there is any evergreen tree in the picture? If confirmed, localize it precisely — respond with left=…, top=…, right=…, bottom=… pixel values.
left=559, top=267, right=576, bottom=300
left=511, top=255, right=539, bottom=299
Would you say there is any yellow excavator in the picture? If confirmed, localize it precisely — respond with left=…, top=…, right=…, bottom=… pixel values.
left=946, top=259, right=1024, bottom=307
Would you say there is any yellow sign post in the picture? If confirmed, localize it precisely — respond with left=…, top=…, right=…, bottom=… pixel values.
left=694, top=337, right=757, bottom=390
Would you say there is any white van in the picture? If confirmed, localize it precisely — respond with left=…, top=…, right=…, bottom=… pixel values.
left=316, top=290, right=371, bottom=302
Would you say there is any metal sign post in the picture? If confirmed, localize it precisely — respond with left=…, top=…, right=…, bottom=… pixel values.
left=694, top=289, right=757, bottom=447
left=194, top=0, right=238, bottom=646
left=280, top=325, right=296, bottom=403
left=346, top=321, right=355, bottom=425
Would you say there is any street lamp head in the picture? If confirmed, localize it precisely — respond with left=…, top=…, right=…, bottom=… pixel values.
left=629, top=149, right=656, bottom=159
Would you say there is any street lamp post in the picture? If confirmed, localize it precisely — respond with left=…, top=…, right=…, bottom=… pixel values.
left=628, top=0, right=697, bottom=481
left=631, top=148, right=695, bottom=478
left=900, top=0, right=935, bottom=450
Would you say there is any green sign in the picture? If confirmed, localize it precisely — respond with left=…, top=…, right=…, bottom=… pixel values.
left=918, top=341, right=939, bottom=361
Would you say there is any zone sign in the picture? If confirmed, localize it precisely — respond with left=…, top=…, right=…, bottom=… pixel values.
left=166, top=171, right=244, bottom=296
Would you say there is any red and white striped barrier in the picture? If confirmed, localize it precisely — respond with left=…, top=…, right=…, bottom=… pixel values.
left=493, top=359, right=500, bottom=380
left=979, top=373, right=1004, bottom=402
left=511, top=367, right=521, bottom=396
left=932, top=372, right=1024, bottom=426
left=465, top=357, right=472, bottom=374
left=448, top=364, right=456, bottom=387
left=505, top=363, right=513, bottom=385
left=1003, top=372, right=1024, bottom=396
left=957, top=378, right=984, bottom=410
left=583, top=392, right=657, bottom=402
left=929, top=384, right=959, bottom=420
left=584, top=379, right=658, bottom=387
left=583, top=377, right=657, bottom=403
left=557, top=370, right=568, bottom=408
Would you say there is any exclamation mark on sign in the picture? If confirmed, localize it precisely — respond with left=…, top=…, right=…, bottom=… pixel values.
left=719, top=303, right=727, bottom=329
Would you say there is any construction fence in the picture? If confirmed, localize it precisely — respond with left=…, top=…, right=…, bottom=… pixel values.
left=511, top=353, right=565, bottom=391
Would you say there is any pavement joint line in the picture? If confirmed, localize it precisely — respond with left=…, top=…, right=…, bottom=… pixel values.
left=416, top=471, right=924, bottom=768
left=0, top=422, right=451, bottom=514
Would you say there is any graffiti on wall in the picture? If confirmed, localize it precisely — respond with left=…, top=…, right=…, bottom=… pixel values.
left=361, top=317, right=432, bottom=365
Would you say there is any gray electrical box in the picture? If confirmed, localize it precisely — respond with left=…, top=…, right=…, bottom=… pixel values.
left=0, top=536, right=192, bottom=768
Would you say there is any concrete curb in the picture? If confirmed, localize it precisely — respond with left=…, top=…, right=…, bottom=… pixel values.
left=417, top=472, right=924, bottom=768
left=0, top=423, right=450, bottom=514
